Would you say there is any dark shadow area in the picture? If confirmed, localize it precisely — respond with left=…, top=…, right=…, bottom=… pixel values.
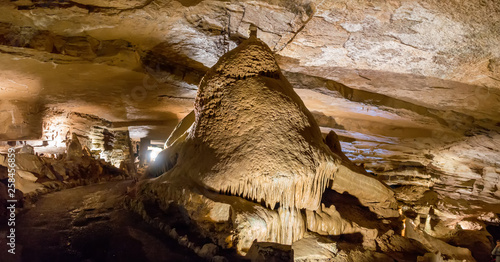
left=102, top=128, right=115, bottom=151
left=141, top=42, right=208, bottom=86
left=16, top=0, right=156, bottom=13
left=338, top=232, right=365, bottom=245
left=321, top=189, right=391, bottom=231
left=487, top=224, right=500, bottom=242
left=174, top=0, right=204, bottom=7
left=448, top=229, right=494, bottom=262
left=326, top=233, right=370, bottom=256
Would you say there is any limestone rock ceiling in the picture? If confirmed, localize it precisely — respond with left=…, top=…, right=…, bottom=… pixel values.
left=0, top=0, right=500, bottom=245
left=1, top=0, right=499, bottom=130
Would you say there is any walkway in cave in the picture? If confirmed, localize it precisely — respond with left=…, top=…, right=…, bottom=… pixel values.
left=3, top=180, right=204, bottom=262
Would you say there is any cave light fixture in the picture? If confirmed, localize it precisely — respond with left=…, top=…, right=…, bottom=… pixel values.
left=148, top=146, right=163, bottom=162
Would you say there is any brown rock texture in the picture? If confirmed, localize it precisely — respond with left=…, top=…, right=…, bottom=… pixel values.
left=0, top=0, right=499, bottom=260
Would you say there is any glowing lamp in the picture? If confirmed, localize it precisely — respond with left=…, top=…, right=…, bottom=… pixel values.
left=148, top=147, right=162, bottom=162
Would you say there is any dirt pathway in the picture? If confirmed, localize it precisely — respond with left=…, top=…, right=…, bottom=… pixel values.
left=1, top=180, right=203, bottom=262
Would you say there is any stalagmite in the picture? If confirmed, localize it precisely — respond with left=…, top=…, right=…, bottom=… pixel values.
left=66, top=133, right=84, bottom=160
left=135, top=28, right=399, bottom=255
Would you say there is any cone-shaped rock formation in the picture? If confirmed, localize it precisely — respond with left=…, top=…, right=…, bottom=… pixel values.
left=135, top=32, right=399, bottom=255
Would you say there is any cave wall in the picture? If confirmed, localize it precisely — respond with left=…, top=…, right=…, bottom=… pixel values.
left=40, top=110, right=134, bottom=167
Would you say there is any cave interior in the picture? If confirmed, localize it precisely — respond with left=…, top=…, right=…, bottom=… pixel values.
left=0, top=0, right=500, bottom=261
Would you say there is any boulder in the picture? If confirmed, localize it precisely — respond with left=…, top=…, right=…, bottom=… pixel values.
left=15, top=173, right=45, bottom=194
left=19, top=144, right=35, bottom=154
left=245, top=241, right=293, bottom=262
left=16, top=170, right=38, bottom=182
left=66, top=133, right=84, bottom=161
left=197, top=243, right=218, bottom=259
left=292, top=233, right=338, bottom=261
left=13, top=153, right=45, bottom=177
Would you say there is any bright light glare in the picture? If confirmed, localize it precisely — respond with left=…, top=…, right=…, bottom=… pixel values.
left=149, top=147, right=162, bottom=162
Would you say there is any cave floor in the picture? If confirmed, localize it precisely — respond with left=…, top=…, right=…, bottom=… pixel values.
left=3, top=180, right=204, bottom=262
